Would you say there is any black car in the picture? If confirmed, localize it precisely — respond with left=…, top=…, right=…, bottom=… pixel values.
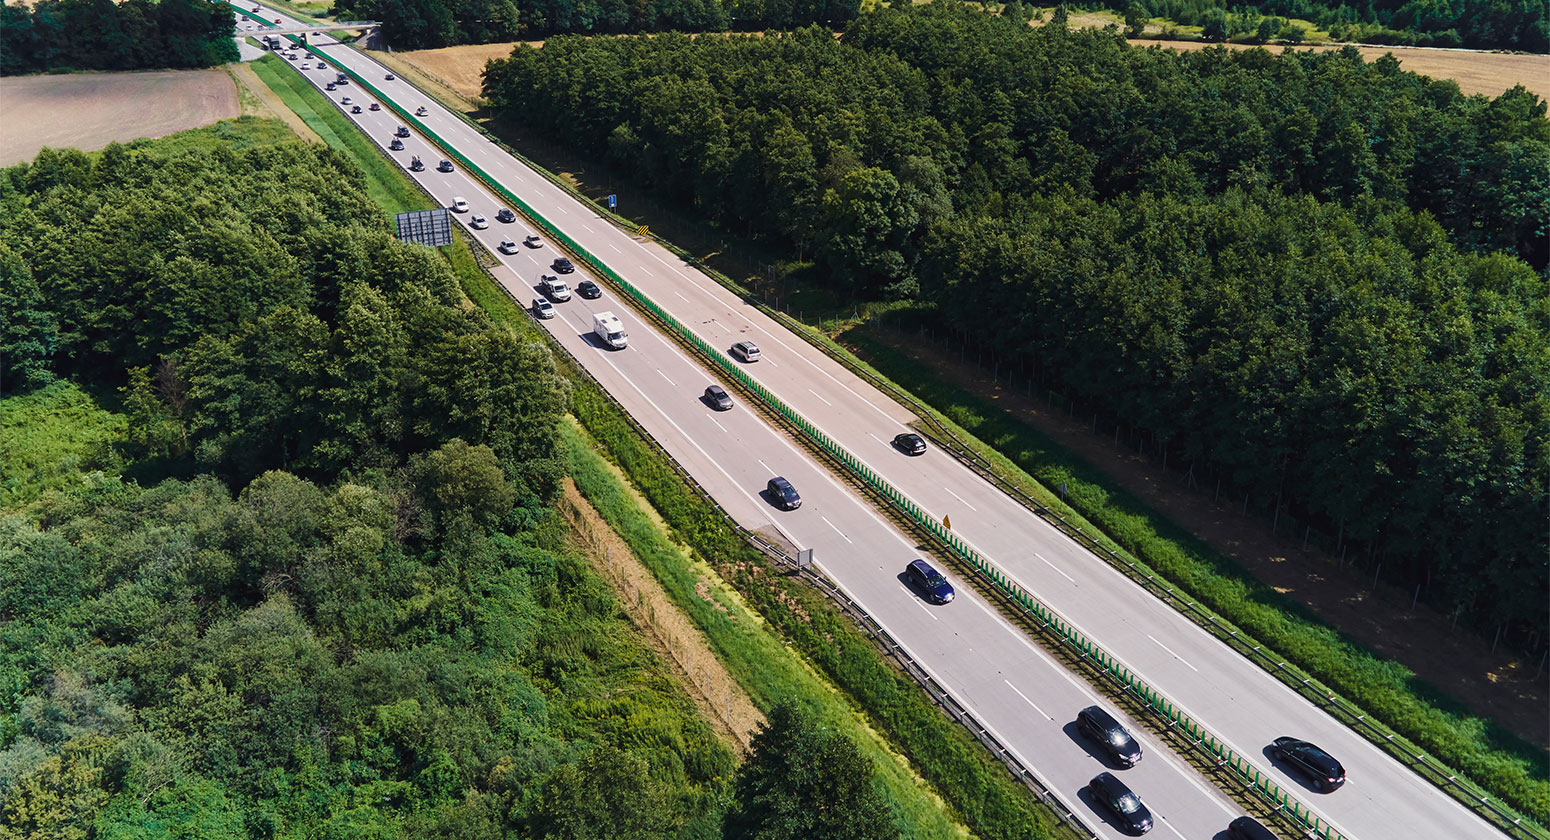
left=550, top=257, right=574, bottom=274
left=767, top=477, right=801, bottom=511
left=893, top=432, right=927, bottom=455
left=395, top=125, right=410, bottom=138
left=325, top=82, right=336, bottom=91
left=389, top=138, right=404, bottom=151
left=408, top=156, right=424, bottom=172
left=1227, top=816, right=1278, bottom=840
left=436, top=159, right=454, bottom=173
left=1087, top=772, right=1153, bottom=835
left=905, top=559, right=954, bottom=604
left=1076, top=706, right=1142, bottom=767
left=495, top=208, right=516, bottom=223
left=704, top=385, right=733, bottom=411
left=576, top=280, right=601, bottom=299
left=385, top=73, right=396, bottom=81
left=350, top=105, right=362, bottom=114
left=1271, top=737, right=1346, bottom=792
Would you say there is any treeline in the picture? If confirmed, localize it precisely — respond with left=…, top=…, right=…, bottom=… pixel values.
left=332, top=0, right=858, bottom=49
left=0, top=135, right=915, bottom=838
left=0, top=0, right=238, bottom=76
left=1118, top=0, right=1550, bottom=52
left=483, top=6, right=1550, bottom=638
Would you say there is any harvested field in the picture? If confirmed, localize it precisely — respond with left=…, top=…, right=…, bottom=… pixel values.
left=382, top=42, right=540, bottom=104
left=0, top=69, right=238, bottom=166
left=1130, top=39, right=1550, bottom=100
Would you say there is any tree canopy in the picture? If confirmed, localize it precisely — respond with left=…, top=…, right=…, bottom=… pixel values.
left=0, top=0, right=237, bottom=76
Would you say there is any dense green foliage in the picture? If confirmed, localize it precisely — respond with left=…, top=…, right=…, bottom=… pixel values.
left=0, top=0, right=237, bottom=76
left=0, top=381, right=126, bottom=508
left=0, top=137, right=743, bottom=837
left=1121, top=0, right=1549, bottom=51
left=484, top=5, right=1550, bottom=644
left=333, top=0, right=858, bottom=49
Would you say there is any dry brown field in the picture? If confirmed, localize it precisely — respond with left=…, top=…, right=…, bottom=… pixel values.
left=0, top=69, right=239, bottom=166
left=1132, top=39, right=1550, bottom=100
left=390, top=36, right=1547, bottom=106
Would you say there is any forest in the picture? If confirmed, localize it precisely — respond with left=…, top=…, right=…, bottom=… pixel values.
left=1120, top=0, right=1549, bottom=51
left=0, top=0, right=238, bottom=76
left=483, top=4, right=1550, bottom=640
left=0, top=138, right=897, bottom=838
left=331, top=0, right=859, bottom=49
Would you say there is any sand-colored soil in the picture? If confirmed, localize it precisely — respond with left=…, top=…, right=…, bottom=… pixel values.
left=0, top=69, right=239, bottom=166
left=1132, top=39, right=1550, bottom=101
left=383, top=42, right=539, bottom=104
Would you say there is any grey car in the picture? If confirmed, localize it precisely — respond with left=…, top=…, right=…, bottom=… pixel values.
left=704, top=384, right=733, bottom=411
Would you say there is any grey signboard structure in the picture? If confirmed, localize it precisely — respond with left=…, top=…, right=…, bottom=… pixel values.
left=395, top=208, right=453, bottom=247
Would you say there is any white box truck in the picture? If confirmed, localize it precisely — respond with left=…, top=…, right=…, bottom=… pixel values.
left=593, top=312, right=627, bottom=350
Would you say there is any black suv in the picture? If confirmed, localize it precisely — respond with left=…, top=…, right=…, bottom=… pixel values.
left=893, top=432, right=927, bottom=455
left=495, top=208, right=516, bottom=223
left=395, top=125, right=410, bottom=138
left=551, top=257, right=575, bottom=274
left=704, top=385, right=733, bottom=411
left=904, top=559, right=954, bottom=604
left=1271, top=737, right=1345, bottom=792
left=1076, top=706, right=1142, bottom=767
left=1087, top=772, right=1153, bottom=835
left=389, top=138, right=404, bottom=151
left=766, top=477, right=801, bottom=510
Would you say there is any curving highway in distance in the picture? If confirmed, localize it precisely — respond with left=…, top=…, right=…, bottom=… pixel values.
left=234, top=11, right=1506, bottom=839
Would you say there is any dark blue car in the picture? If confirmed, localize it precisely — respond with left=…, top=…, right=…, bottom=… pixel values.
left=767, top=477, right=801, bottom=511
left=905, top=559, right=954, bottom=604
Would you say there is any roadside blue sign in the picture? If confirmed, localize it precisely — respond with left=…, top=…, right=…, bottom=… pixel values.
left=607, top=194, right=617, bottom=209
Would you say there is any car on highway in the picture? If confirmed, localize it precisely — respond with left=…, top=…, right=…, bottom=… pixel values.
left=325, top=83, right=336, bottom=91
left=415, top=106, right=429, bottom=116
left=1087, top=772, right=1153, bottom=835
left=451, top=197, right=469, bottom=213
left=340, top=97, right=352, bottom=105
left=1271, top=737, right=1345, bottom=792
left=409, top=156, right=425, bottom=171
left=395, top=125, right=410, bottom=138
left=904, top=559, right=954, bottom=604
left=469, top=213, right=488, bottom=230
left=766, top=477, right=801, bottom=511
left=385, top=73, right=396, bottom=81
left=540, top=275, right=571, bottom=302
left=1077, top=705, right=1142, bottom=768
left=893, top=432, right=927, bottom=455
left=524, top=235, right=544, bottom=248
left=436, top=160, right=454, bottom=173
left=300, top=63, right=310, bottom=69
left=551, top=257, right=575, bottom=274
left=286, top=53, right=296, bottom=60
left=497, top=239, right=518, bottom=254
left=730, top=341, right=761, bottom=363
left=389, top=138, right=404, bottom=151
left=317, top=63, right=328, bottom=71
left=532, top=298, right=555, bottom=319
left=369, top=103, right=381, bottom=111
left=704, top=384, right=733, bottom=411
left=350, top=105, right=362, bottom=114
left=576, top=280, right=601, bottom=299
left=1226, top=816, right=1277, bottom=840
left=251, top=4, right=260, bottom=9
left=495, top=208, right=516, bottom=223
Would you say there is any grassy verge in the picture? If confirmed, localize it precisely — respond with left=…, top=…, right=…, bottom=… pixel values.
left=837, top=323, right=1550, bottom=826
left=0, top=380, right=125, bottom=509
left=249, top=54, right=432, bottom=216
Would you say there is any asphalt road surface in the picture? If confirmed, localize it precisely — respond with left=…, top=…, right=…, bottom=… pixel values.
left=236, top=10, right=1504, bottom=839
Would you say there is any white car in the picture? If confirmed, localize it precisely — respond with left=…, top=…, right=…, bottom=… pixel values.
left=532, top=298, right=555, bottom=319
left=498, top=239, right=518, bottom=254
left=451, top=197, right=469, bottom=213
left=341, top=97, right=352, bottom=105
left=469, top=213, right=488, bottom=230
left=415, top=106, right=429, bottom=117
left=540, top=274, right=571, bottom=302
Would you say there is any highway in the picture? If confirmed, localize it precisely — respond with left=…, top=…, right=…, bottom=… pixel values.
left=237, top=11, right=1503, bottom=839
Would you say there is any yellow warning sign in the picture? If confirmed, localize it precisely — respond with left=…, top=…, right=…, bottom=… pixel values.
left=943, top=514, right=952, bottom=531
left=636, top=224, right=649, bottom=237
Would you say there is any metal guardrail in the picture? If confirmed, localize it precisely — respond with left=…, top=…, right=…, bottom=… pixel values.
left=255, top=26, right=1540, bottom=839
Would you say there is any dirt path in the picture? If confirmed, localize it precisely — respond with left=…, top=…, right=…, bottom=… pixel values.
left=856, top=325, right=1548, bottom=750
left=561, top=478, right=763, bottom=752
left=229, top=62, right=322, bottom=144
left=0, top=69, right=239, bottom=166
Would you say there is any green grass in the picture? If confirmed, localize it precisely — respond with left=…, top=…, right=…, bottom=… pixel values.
left=249, top=54, right=433, bottom=217
left=126, top=115, right=296, bottom=157
left=0, top=380, right=126, bottom=510
left=837, top=322, right=1550, bottom=827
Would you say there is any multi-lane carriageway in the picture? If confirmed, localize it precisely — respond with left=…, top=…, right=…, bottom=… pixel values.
left=234, top=10, right=1504, bottom=839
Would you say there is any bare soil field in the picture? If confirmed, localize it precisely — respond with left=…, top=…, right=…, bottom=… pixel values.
left=1131, top=39, right=1550, bottom=100
left=382, top=42, right=539, bottom=104
left=0, top=69, right=239, bottom=166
